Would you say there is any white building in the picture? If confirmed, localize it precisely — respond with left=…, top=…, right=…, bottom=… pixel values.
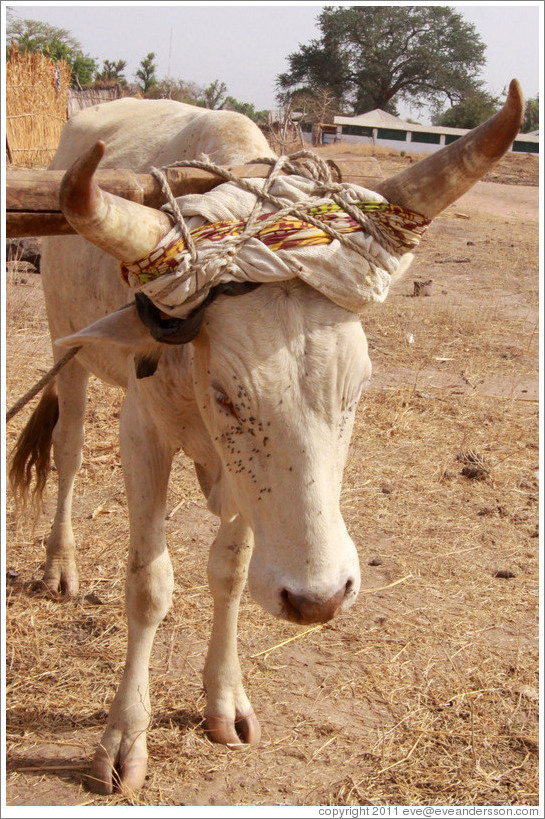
left=303, top=108, right=539, bottom=154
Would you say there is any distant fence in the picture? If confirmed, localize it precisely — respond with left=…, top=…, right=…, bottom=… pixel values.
left=67, top=86, right=123, bottom=118
left=5, top=44, right=71, bottom=168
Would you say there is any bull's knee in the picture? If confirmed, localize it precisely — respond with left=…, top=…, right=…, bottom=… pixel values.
left=52, top=434, right=84, bottom=479
left=126, top=552, right=173, bottom=627
left=207, top=534, right=253, bottom=601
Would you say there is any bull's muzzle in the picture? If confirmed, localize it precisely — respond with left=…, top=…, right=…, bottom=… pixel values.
left=280, top=579, right=355, bottom=624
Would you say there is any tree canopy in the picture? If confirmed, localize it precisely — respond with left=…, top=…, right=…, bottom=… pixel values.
left=147, top=76, right=203, bottom=104
left=277, top=5, right=487, bottom=116
left=6, top=16, right=97, bottom=87
left=222, top=96, right=268, bottom=123
left=432, top=88, right=500, bottom=130
left=95, top=59, right=127, bottom=86
left=136, top=52, right=157, bottom=94
left=282, top=86, right=340, bottom=125
left=201, top=79, right=228, bottom=110
left=522, top=95, right=539, bottom=133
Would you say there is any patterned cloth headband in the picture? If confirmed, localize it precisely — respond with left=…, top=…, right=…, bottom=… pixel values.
left=121, top=200, right=430, bottom=287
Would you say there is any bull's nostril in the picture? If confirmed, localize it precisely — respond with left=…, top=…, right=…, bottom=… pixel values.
left=280, top=588, right=303, bottom=623
left=344, top=577, right=358, bottom=597
left=282, top=588, right=311, bottom=621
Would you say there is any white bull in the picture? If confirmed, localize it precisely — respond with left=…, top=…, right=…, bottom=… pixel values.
left=9, top=82, right=523, bottom=794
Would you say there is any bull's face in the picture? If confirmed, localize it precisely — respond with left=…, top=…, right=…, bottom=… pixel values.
left=191, top=281, right=370, bottom=623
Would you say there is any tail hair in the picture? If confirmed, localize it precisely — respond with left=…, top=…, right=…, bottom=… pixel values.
left=8, top=380, right=59, bottom=512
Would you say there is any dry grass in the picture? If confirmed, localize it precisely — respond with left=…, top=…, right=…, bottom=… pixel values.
left=4, top=156, right=539, bottom=806
left=6, top=44, right=71, bottom=168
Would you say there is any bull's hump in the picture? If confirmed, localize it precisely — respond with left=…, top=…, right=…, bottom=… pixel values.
left=50, top=99, right=270, bottom=173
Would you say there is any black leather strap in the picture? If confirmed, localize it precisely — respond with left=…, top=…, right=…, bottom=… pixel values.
left=134, top=281, right=261, bottom=345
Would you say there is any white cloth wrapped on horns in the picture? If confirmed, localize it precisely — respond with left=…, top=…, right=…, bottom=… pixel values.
left=121, top=174, right=426, bottom=320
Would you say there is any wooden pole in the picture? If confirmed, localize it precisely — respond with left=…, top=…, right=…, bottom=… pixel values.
left=6, top=159, right=383, bottom=238
left=6, top=163, right=275, bottom=238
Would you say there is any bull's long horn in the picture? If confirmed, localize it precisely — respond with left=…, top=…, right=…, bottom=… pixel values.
left=375, top=79, right=524, bottom=220
left=60, top=140, right=172, bottom=262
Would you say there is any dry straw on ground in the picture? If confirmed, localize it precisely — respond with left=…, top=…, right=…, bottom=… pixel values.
left=5, top=44, right=71, bottom=168
left=4, top=150, right=539, bottom=807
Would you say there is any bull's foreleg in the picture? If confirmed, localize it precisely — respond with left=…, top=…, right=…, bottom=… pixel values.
left=44, top=357, right=89, bottom=595
left=88, top=391, right=174, bottom=795
left=204, top=516, right=261, bottom=745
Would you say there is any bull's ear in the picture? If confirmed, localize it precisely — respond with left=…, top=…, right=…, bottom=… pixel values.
left=55, top=303, right=156, bottom=351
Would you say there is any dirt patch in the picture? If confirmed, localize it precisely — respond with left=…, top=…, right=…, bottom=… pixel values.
left=4, top=149, right=539, bottom=807
left=314, top=142, right=539, bottom=188
left=451, top=181, right=538, bottom=220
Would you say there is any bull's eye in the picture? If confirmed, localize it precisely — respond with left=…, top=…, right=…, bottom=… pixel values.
left=212, top=385, right=237, bottom=418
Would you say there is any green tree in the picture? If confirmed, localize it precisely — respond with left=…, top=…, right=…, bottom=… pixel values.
left=95, top=59, right=127, bottom=86
left=136, top=52, right=157, bottom=94
left=6, top=16, right=98, bottom=87
left=201, top=79, right=228, bottom=109
left=522, top=95, right=539, bottom=133
left=432, top=88, right=500, bottom=129
left=222, top=96, right=268, bottom=123
left=277, top=6, right=486, bottom=115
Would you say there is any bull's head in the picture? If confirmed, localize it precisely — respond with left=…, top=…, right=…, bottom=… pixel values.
left=56, top=81, right=523, bottom=625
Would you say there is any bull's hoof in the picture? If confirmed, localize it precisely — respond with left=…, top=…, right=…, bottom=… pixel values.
left=86, top=747, right=148, bottom=795
left=42, top=560, right=80, bottom=596
left=205, top=708, right=261, bottom=747
left=42, top=573, right=80, bottom=597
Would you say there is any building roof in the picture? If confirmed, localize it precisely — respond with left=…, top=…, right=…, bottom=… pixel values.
left=334, top=109, right=407, bottom=128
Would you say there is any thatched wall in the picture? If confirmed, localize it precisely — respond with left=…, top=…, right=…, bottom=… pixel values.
left=67, top=86, right=123, bottom=118
left=6, top=44, right=71, bottom=168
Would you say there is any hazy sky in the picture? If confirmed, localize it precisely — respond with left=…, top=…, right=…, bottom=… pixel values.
left=3, top=2, right=542, bottom=121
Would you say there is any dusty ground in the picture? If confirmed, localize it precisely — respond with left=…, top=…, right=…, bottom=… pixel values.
left=4, top=149, right=540, bottom=807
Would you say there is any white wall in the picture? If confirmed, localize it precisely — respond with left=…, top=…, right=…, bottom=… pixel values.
left=303, top=130, right=536, bottom=154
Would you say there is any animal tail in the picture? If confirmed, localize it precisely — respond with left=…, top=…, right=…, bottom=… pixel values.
left=9, top=380, right=59, bottom=511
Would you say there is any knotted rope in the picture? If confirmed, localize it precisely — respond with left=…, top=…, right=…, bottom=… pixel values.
left=137, top=150, right=424, bottom=278
left=152, top=151, right=398, bottom=260
left=121, top=149, right=429, bottom=321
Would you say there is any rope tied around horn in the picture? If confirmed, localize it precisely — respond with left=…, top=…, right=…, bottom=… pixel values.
left=121, top=149, right=430, bottom=320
